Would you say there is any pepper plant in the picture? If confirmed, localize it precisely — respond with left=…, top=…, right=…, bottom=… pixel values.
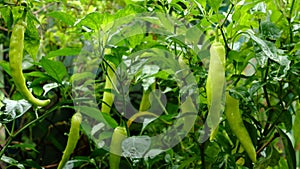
left=0, top=0, right=299, bottom=169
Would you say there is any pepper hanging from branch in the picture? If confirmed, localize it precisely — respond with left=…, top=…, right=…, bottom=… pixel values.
left=9, top=10, right=50, bottom=107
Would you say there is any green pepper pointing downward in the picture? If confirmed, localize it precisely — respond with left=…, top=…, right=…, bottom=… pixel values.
left=58, top=112, right=82, bottom=169
left=9, top=18, right=50, bottom=107
left=206, top=41, right=226, bottom=140
left=225, top=92, right=257, bottom=163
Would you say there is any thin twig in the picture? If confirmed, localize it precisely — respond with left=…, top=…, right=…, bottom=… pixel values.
left=0, top=26, right=8, bottom=32
left=288, top=0, right=295, bottom=44
left=262, top=60, right=272, bottom=136
left=257, top=133, right=278, bottom=156
left=262, top=60, right=271, bottom=107
left=33, top=2, right=56, bottom=15
left=220, top=4, right=234, bottom=28
left=0, top=104, right=65, bottom=158
left=219, top=27, right=230, bottom=53
left=42, top=163, right=59, bottom=168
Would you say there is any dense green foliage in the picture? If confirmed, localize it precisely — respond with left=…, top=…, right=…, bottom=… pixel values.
left=0, top=0, right=299, bottom=168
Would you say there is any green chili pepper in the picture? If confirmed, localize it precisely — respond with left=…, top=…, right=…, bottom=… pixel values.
left=9, top=19, right=50, bottom=107
left=102, top=61, right=116, bottom=114
left=225, top=92, right=257, bottom=162
left=109, top=126, right=127, bottom=169
left=57, top=112, right=82, bottom=169
left=206, top=41, right=226, bottom=140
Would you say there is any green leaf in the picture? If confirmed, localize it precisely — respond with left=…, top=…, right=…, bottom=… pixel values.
left=97, top=131, right=113, bottom=140
left=43, top=82, right=59, bottom=95
left=24, top=11, right=40, bottom=60
left=8, top=143, right=39, bottom=152
left=246, top=30, right=272, bottom=67
left=139, top=65, right=160, bottom=90
left=250, top=2, right=267, bottom=20
left=268, top=109, right=292, bottom=131
left=205, top=142, right=221, bottom=164
left=207, top=0, right=222, bottom=13
left=157, top=13, right=174, bottom=33
left=276, top=127, right=296, bottom=169
left=122, top=136, right=151, bottom=158
left=47, top=11, right=75, bottom=26
left=177, top=156, right=198, bottom=169
left=0, top=93, right=4, bottom=106
left=277, top=158, right=289, bottom=168
left=186, top=25, right=203, bottom=44
left=46, top=48, right=81, bottom=58
left=40, top=58, right=68, bottom=83
left=114, top=4, right=140, bottom=20
left=0, top=155, right=25, bottom=169
left=115, top=21, right=145, bottom=48
left=254, top=146, right=280, bottom=168
left=212, top=153, right=236, bottom=169
left=0, top=6, right=13, bottom=28
left=25, top=71, right=48, bottom=78
left=63, top=156, right=95, bottom=169
left=293, top=101, right=300, bottom=146
left=0, top=99, right=31, bottom=123
left=194, top=0, right=207, bottom=17
left=139, top=16, right=161, bottom=26
left=260, top=21, right=281, bottom=40
left=0, top=60, right=11, bottom=76
left=78, top=106, right=118, bottom=128
left=246, top=30, right=291, bottom=72
left=11, top=6, right=25, bottom=23
left=75, top=12, right=104, bottom=30
left=290, top=42, right=300, bottom=54
left=70, top=72, right=96, bottom=83
left=22, top=159, right=42, bottom=169
left=232, top=8, right=241, bottom=23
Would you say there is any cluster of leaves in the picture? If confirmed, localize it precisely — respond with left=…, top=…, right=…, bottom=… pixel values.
left=0, top=0, right=299, bottom=168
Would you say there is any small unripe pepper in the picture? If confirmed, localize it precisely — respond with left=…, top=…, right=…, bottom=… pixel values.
left=109, top=126, right=127, bottom=169
left=57, top=112, right=82, bottom=169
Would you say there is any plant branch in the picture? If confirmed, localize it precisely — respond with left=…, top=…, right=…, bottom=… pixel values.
left=257, top=132, right=279, bottom=156
left=219, top=26, right=230, bottom=53
left=262, top=60, right=271, bottom=107
left=288, top=0, right=295, bottom=45
left=0, top=26, right=8, bottom=32
left=218, top=2, right=234, bottom=54
left=200, top=141, right=207, bottom=169
left=289, top=0, right=296, bottom=17
left=220, top=4, right=234, bottom=28
left=0, top=105, right=63, bottom=158
left=33, top=2, right=56, bottom=15
left=262, top=60, right=271, bottom=136
left=263, top=106, right=287, bottom=140
left=194, top=0, right=217, bottom=27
